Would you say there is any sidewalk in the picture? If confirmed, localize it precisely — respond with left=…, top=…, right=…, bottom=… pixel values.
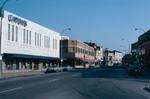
left=0, top=70, right=45, bottom=80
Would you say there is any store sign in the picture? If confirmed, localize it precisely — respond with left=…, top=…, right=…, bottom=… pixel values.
left=8, top=15, right=27, bottom=27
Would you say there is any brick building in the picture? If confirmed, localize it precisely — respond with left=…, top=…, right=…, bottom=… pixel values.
left=134, top=30, right=150, bottom=71
left=60, top=40, right=95, bottom=68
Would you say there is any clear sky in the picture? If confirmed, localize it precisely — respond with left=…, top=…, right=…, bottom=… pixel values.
left=1, top=0, right=150, bottom=52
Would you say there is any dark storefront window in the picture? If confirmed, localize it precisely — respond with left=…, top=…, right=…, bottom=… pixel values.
left=34, top=62, right=39, bottom=70
left=5, top=60, right=18, bottom=70
left=16, top=61, right=19, bottom=70
left=29, top=62, right=32, bottom=69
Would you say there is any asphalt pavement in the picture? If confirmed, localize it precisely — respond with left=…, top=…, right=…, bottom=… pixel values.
left=0, top=68, right=150, bottom=99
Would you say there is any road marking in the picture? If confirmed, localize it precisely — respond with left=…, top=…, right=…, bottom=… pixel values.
left=49, top=78, right=60, bottom=83
left=0, top=87, right=23, bottom=94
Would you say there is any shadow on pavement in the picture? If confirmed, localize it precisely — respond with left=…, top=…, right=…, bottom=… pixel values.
left=71, top=68, right=150, bottom=80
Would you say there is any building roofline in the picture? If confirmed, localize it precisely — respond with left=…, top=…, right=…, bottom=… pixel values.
left=4, top=10, right=60, bottom=36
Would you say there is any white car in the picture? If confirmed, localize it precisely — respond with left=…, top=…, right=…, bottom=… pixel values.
left=53, top=66, right=63, bottom=72
left=62, top=66, right=73, bottom=71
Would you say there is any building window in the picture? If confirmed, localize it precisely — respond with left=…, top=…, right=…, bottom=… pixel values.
left=53, top=39, right=58, bottom=50
left=23, top=29, right=32, bottom=45
left=35, top=33, right=41, bottom=47
left=29, top=31, right=31, bottom=44
left=40, top=34, right=41, bottom=47
left=12, top=25, right=14, bottom=41
left=8, top=24, right=10, bottom=40
left=37, top=33, right=39, bottom=46
left=63, top=47, right=68, bottom=53
left=35, top=32, right=36, bottom=46
left=44, top=36, right=46, bottom=48
left=44, top=36, right=50, bottom=48
left=48, top=37, right=50, bottom=48
left=26, top=30, right=28, bottom=44
left=23, top=29, right=25, bottom=43
left=16, top=26, right=18, bottom=42
left=69, top=47, right=74, bottom=52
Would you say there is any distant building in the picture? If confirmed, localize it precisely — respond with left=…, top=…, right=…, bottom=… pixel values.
left=60, top=40, right=95, bottom=68
left=84, top=42, right=103, bottom=66
left=104, top=49, right=123, bottom=66
left=95, top=46, right=103, bottom=65
left=113, top=50, right=123, bottom=65
left=104, top=49, right=114, bottom=66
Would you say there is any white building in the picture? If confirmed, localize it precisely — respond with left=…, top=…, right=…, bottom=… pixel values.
left=104, top=49, right=123, bottom=66
left=61, top=36, right=70, bottom=40
left=95, top=46, right=103, bottom=65
left=0, top=10, right=60, bottom=78
left=104, top=50, right=114, bottom=66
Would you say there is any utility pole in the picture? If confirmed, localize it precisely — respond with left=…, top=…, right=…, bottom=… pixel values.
left=60, top=28, right=71, bottom=68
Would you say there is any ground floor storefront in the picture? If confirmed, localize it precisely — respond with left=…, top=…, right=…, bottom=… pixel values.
left=0, top=54, right=60, bottom=78
left=139, top=52, right=150, bottom=72
left=63, top=58, right=95, bottom=68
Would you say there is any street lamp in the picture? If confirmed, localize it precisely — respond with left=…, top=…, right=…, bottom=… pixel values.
left=0, top=0, right=11, bottom=78
left=121, top=38, right=130, bottom=54
left=60, top=28, right=71, bottom=67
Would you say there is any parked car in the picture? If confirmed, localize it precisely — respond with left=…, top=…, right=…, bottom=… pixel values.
left=127, top=65, right=144, bottom=75
left=45, top=67, right=55, bottom=73
left=53, top=66, right=63, bottom=72
left=62, top=66, right=73, bottom=71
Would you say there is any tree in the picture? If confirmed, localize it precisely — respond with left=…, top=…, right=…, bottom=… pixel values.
left=122, top=54, right=133, bottom=65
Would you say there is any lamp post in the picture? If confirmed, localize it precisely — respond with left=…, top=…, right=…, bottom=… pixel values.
left=0, top=0, right=11, bottom=78
left=60, top=28, right=71, bottom=68
left=121, top=38, right=130, bottom=54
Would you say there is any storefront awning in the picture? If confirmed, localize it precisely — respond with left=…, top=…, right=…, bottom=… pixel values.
left=3, top=53, right=59, bottom=61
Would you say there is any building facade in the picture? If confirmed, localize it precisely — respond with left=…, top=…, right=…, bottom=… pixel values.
left=131, top=42, right=138, bottom=64
left=104, top=49, right=123, bottom=66
left=104, top=50, right=114, bottom=66
left=0, top=10, right=60, bottom=78
left=95, top=46, right=103, bottom=65
left=132, top=30, right=150, bottom=71
left=113, top=50, right=123, bottom=65
left=84, top=42, right=103, bottom=66
left=61, top=40, right=95, bottom=68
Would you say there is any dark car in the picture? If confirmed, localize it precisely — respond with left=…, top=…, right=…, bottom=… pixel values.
left=127, top=65, right=144, bottom=75
left=45, top=67, right=55, bottom=73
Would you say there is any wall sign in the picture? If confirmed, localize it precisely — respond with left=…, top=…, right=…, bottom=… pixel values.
left=8, top=15, right=27, bottom=27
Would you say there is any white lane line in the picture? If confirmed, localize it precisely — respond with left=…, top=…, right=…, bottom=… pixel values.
left=0, top=87, right=23, bottom=94
left=49, top=78, right=60, bottom=83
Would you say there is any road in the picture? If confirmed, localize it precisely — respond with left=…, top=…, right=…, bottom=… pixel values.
left=0, top=68, right=150, bottom=99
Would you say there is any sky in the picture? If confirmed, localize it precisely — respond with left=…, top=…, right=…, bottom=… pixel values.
left=1, top=0, right=150, bottom=52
